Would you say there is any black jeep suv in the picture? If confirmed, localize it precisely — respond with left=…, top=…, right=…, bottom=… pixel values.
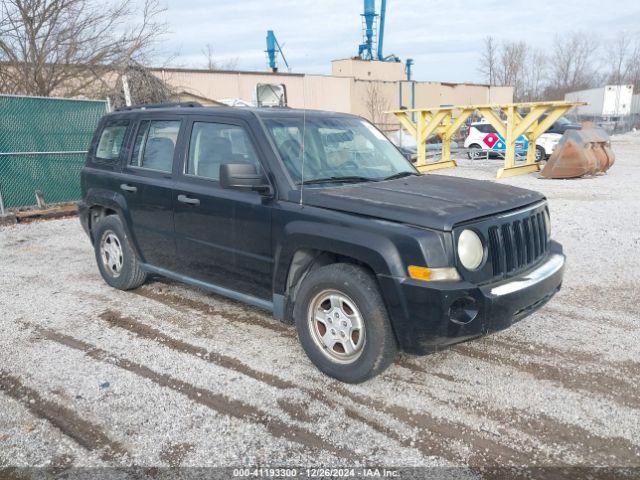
left=80, top=103, right=565, bottom=383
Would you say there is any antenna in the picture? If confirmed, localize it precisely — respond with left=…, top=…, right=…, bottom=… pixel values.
left=299, top=79, right=307, bottom=206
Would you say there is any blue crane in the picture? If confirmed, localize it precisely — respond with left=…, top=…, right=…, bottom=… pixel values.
left=266, top=30, right=290, bottom=72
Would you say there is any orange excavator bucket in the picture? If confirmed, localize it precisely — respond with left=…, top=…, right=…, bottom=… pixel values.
left=541, top=128, right=615, bottom=179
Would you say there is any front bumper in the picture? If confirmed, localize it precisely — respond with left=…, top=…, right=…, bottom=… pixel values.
left=378, top=242, right=565, bottom=355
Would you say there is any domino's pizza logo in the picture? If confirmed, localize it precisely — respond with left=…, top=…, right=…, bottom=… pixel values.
left=483, top=133, right=528, bottom=152
left=483, top=133, right=499, bottom=148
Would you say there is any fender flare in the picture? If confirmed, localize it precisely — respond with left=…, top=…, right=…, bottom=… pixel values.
left=84, top=188, right=141, bottom=258
left=273, top=220, right=405, bottom=296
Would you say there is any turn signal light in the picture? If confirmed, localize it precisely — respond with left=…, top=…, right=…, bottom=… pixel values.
left=408, top=265, right=460, bottom=282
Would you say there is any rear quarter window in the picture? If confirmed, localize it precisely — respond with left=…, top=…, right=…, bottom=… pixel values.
left=130, top=120, right=181, bottom=173
left=94, top=121, right=129, bottom=162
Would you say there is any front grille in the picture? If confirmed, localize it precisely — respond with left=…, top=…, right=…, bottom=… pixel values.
left=488, top=211, right=549, bottom=277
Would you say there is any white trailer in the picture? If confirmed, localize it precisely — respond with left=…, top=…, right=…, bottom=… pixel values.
left=565, top=85, right=634, bottom=118
left=632, top=94, right=640, bottom=115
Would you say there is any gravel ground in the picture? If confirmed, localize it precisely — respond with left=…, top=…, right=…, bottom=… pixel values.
left=1, top=132, right=639, bottom=477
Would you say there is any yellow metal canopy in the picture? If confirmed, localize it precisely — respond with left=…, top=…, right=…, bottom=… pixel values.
left=390, top=101, right=587, bottom=178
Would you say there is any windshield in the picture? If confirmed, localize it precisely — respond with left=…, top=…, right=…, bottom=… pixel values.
left=263, top=116, right=417, bottom=184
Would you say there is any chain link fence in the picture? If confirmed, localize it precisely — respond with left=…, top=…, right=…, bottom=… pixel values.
left=0, top=94, right=108, bottom=210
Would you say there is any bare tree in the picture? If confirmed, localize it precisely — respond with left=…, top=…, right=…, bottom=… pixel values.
left=202, top=43, right=238, bottom=71
left=0, top=0, right=166, bottom=97
left=605, top=31, right=639, bottom=87
left=104, top=62, right=174, bottom=108
left=520, top=49, right=547, bottom=102
left=363, top=82, right=390, bottom=128
left=477, top=31, right=639, bottom=101
left=477, top=36, right=499, bottom=85
left=479, top=38, right=536, bottom=101
left=495, top=40, right=528, bottom=100
left=545, top=32, right=600, bottom=99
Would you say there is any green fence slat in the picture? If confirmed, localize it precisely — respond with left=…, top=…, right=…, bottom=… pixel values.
left=0, top=95, right=107, bottom=208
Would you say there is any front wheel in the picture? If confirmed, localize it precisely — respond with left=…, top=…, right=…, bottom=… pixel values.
left=535, top=145, right=546, bottom=162
left=467, top=144, right=483, bottom=160
left=293, top=263, right=398, bottom=383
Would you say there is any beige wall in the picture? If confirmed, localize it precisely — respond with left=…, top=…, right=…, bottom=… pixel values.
left=351, top=80, right=398, bottom=126
left=332, top=58, right=406, bottom=81
left=153, top=68, right=353, bottom=112
left=398, top=81, right=514, bottom=110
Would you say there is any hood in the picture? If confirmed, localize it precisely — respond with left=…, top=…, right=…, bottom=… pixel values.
left=301, top=175, right=545, bottom=231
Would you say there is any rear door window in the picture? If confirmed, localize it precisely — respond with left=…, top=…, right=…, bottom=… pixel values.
left=130, top=120, right=181, bottom=173
left=95, top=122, right=128, bottom=161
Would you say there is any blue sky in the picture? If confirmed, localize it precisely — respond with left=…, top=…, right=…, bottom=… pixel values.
left=159, top=0, right=640, bottom=83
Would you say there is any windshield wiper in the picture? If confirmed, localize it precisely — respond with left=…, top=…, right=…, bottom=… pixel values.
left=299, top=176, right=378, bottom=185
left=381, top=171, right=420, bottom=181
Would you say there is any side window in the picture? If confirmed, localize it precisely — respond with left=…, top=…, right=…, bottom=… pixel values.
left=130, top=120, right=180, bottom=172
left=186, top=122, right=260, bottom=180
left=95, top=122, right=128, bottom=161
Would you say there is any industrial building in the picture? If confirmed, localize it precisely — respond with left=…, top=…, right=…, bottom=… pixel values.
left=153, top=59, right=513, bottom=131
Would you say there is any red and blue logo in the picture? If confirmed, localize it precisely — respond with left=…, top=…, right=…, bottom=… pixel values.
left=483, top=133, right=528, bottom=153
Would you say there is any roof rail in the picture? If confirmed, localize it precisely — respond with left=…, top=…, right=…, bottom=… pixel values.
left=114, top=101, right=202, bottom=112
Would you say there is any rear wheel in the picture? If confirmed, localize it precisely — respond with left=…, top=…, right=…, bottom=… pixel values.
left=93, top=215, right=147, bottom=290
left=535, top=145, right=546, bottom=162
left=294, top=263, right=398, bottom=383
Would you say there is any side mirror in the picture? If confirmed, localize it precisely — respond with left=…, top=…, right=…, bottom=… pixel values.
left=219, top=163, right=272, bottom=195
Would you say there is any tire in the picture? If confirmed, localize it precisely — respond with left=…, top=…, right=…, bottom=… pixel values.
left=93, top=215, right=147, bottom=290
left=467, top=144, right=483, bottom=160
left=535, top=145, right=545, bottom=162
left=293, top=263, right=398, bottom=383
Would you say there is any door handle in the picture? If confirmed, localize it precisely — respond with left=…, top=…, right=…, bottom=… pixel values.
left=177, top=194, right=200, bottom=206
left=120, top=184, right=137, bottom=193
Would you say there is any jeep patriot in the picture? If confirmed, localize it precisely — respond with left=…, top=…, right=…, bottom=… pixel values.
left=80, top=103, right=565, bottom=383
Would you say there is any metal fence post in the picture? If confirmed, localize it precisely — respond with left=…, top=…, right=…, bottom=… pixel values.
left=0, top=183, right=6, bottom=216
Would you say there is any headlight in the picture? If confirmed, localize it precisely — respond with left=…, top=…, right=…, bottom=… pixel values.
left=543, top=210, right=551, bottom=239
left=458, top=229, right=484, bottom=270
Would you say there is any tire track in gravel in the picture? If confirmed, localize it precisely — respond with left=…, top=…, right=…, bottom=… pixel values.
left=332, top=386, right=557, bottom=477
left=98, top=309, right=432, bottom=454
left=333, top=386, right=640, bottom=479
left=30, top=325, right=354, bottom=461
left=392, top=358, right=640, bottom=465
left=480, top=408, right=640, bottom=465
left=488, top=337, right=640, bottom=381
left=134, top=286, right=294, bottom=337
left=99, top=310, right=294, bottom=390
left=452, top=343, right=640, bottom=409
left=94, top=308, right=607, bottom=472
left=543, top=304, right=635, bottom=331
left=392, top=368, right=640, bottom=467
left=95, top=308, right=516, bottom=468
left=0, top=371, right=127, bottom=462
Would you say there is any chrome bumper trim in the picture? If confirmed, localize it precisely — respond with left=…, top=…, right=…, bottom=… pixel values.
left=490, top=254, right=564, bottom=296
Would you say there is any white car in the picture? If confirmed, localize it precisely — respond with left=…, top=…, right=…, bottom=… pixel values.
left=463, top=121, right=561, bottom=161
